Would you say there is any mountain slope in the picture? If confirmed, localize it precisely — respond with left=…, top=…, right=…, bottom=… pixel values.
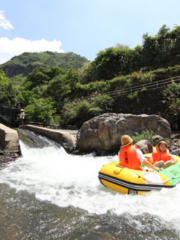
left=0, top=51, right=89, bottom=78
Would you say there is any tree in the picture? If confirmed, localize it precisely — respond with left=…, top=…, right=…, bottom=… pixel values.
left=5, top=82, right=18, bottom=105
left=79, top=62, right=97, bottom=83
left=24, top=98, right=56, bottom=125
left=0, top=70, right=18, bottom=105
left=115, top=43, right=130, bottom=50
left=61, top=94, right=114, bottom=128
left=156, top=24, right=170, bottom=38
left=0, top=70, right=8, bottom=103
left=65, top=68, right=80, bottom=90
left=20, top=90, right=38, bottom=106
left=0, top=69, right=8, bottom=85
left=25, top=66, right=51, bottom=90
left=142, top=33, right=159, bottom=70
left=162, top=81, right=180, bottom=129
left=45, top=75, right=70, bottom=103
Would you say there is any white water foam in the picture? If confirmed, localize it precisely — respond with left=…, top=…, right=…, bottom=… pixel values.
left=0, top=140, right=180, bottom=228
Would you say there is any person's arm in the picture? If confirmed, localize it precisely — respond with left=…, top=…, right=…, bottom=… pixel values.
left=170, top=154, right=178, bottom=164
left=137, top=149, right=159, bottom=171
left=142, top=158, right=159, bottom=171
left=145, top=155, right=153, bottom=160
left=144, top=154, right=153, bottom=164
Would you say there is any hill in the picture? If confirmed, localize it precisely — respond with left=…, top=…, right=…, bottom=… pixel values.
left=0, top=51, right=89, bottom=78
left=1, top=24, right=180, bottom=130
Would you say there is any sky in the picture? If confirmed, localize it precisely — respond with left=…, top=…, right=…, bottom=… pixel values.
left=0, top=0, right=180, bottom=64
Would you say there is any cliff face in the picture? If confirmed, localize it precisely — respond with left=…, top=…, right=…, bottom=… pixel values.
left=2, top=64, right=26, bottom=78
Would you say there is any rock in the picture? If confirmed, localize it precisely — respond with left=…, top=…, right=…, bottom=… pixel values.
left=171, top=133, right=180, bottom=140
left=172, top=139, right=180, bottom=146
left=152, top=135, right=164, bottom=144
left=20, top=125, right=76, bottom=153
left=77, top=113, right=171, bottom=153
left=171, top=149, right=180, bottom=156
left=0, top=123, right=20, bottom=153
left=0, top=154, right=17, bottom=167
left=136, top=140, right=153, bottom=154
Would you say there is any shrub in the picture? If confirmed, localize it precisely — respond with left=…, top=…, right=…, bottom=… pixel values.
left=50, top=115, right=61, bottom=125
left=127, top=87, right=147, bottom=100
left=88, top=107, right=102, bottom=117
left=62, top=100, right=91, bottom=128
left=24, top=98, right=56, bottom=126
left=61, top=94, right=114, bottom=128
left=91, top=94, right=114, bottom=112
left=132, top=130, right=156, bottom=145
left=162, top=81, right=180, bottom=130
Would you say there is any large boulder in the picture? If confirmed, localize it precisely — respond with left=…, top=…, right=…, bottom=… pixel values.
left=77, top=113, right=171, bottom=153
left=0, top=123, right=20, bottom=153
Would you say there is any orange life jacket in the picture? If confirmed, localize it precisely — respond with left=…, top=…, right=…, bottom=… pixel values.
left=118, top=144, right=142, bottom=170
left=152, top=146, right=171, bottom=163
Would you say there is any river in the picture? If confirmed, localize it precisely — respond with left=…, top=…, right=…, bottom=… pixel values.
left=0, top=129, right=180, bottom=240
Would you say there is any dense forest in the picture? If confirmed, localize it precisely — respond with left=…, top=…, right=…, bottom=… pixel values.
left=1, top=51, right=89, bottom=78
left=1, top=24, right=180, bottom=129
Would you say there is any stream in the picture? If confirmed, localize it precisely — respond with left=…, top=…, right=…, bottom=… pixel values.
left=0, top=129, right=180, bottom=240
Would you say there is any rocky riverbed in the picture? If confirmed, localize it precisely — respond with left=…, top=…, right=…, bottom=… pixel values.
left=1, top=130, right=180, bottom=167
left=1, top=117, right=180, bottom=167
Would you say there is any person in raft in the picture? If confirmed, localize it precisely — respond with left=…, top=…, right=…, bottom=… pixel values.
left=147, top=140, right=177, bottom=168
left=118, top=135, right=159, bottom=171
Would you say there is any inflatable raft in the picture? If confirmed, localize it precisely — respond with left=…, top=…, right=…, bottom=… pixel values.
left=98, top=155, right=180, bottom=195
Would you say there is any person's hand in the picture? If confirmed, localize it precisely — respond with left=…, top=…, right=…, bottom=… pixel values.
left=159, top=168, right=163, bottom=171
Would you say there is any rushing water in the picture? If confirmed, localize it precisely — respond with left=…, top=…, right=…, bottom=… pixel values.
left=0, top=129, right=180, bottom=240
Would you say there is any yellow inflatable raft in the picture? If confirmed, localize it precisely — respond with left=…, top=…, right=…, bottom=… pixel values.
left=98, top=155, right=180, bottom=195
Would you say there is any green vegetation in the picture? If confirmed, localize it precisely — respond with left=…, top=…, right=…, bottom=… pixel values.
left=80, top=25, right=180, bottom=83
left=132, top=130, right=170, bottom=146
left=1, top=24, right=180, bottom=129
left=132, top=130, right=156, bottom=145
left=61, top=94, right=114, bottom=128
left=24, top=98, right=56, bottom=126
left=0, top=69, right=18, bottom=105
left=0, top=51, right=88, bottom=79
left=128, top=87, right=147, bottom=102
left=162, top=81, right=180, bottom=130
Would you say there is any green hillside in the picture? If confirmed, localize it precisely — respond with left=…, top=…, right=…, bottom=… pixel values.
left=0, top=51, right=89, bottom=78
left=1, top=24, right=180, bottom=130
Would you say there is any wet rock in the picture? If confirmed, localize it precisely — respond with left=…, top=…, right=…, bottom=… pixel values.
left=0, top=124, right=21, bottom=168
left=0, top=153, right=17, bottom=167
left=0, top=123, right=21, bottom=154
